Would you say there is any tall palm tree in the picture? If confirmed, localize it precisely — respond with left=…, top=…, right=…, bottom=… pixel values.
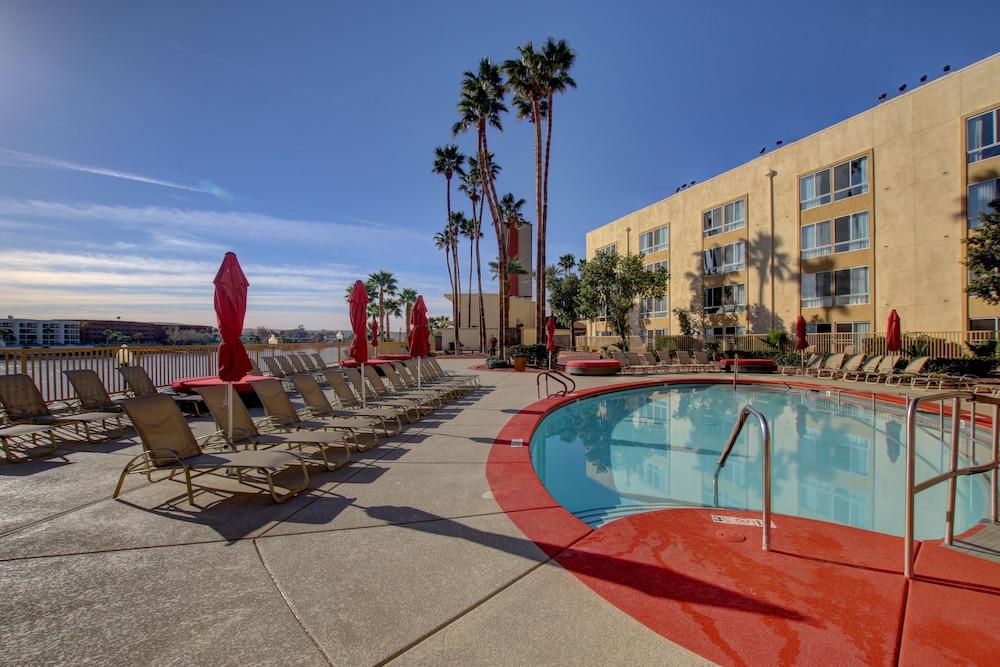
left=433, top=227, right=454, bottom=323
left=432, top=144, right=465, bottom=352
left=458, top=214, right=480, bottom=327
left=488, top=257, right=529, bottom=281
left=453, top=59, right=508, bottom=355
left=383, top=297, right=402, bottom=339
left=505, top=43, right=548, bottom=342
left=462, top=154, right=501, bottom=351
left=557, top=253, right=577, bottom=277
left=399, top=288, right=418, bottom=337
left=497, top=192, right=528, bottom=334
left=367, top=271, right=398, bottom=340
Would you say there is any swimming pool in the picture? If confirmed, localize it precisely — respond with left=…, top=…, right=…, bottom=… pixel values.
left=530, top=383, right=989, bottom=539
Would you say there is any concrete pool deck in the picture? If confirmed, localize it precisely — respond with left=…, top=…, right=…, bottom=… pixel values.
left=0, top=360, right=997, bottom=665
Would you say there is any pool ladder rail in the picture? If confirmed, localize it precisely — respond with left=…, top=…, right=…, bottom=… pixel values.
left=903, top=389, right=1000, bottom=578
left=537, top=370, right=576, bottom=399
left=715, top=405, right=772, bottom=551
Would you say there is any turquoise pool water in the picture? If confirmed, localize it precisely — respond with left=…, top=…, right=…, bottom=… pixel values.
left=530, top=384, right=989, bottom=539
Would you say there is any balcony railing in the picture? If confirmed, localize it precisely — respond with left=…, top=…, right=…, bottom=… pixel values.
left=0, top=342, right=349, bottom=403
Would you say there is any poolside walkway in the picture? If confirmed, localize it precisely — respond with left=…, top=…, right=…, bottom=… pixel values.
left=1, top=361, right=997, bottom=665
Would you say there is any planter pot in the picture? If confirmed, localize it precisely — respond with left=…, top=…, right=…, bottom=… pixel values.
left=513, top=355, right=528, bottom=372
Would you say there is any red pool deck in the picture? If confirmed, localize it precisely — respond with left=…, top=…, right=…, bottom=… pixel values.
left=487, top=379, right=1000, bottom=665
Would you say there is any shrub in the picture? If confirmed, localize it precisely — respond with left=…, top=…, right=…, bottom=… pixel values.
left=653, top=335, right=698, bottom=353
left=766, top=329, right=790, bottom=351
left=486, top=357, right=512, bottom=369
left=927, top=357, right=998, bottom=378
left=508, top=344, right=558, bottom=367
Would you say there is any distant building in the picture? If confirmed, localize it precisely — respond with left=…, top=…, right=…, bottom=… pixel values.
left=78, top=319, right=213, bottom=344
left=0, top=316, right=214, bottom=346
left=0, top=318, right=80, bottom=346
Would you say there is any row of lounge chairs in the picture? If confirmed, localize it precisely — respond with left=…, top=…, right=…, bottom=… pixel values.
left=260, top=352, right=331, bottom=379
left=609, top=350, right=719, bottom=375
left=0, top=356, right=481, bottom=505
left=779, top=353, right=978, bottom=389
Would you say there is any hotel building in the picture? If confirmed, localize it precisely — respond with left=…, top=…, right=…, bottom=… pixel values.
left=585, top=52, right=1000, bottom=347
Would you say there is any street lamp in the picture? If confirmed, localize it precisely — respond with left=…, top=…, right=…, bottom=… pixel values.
left=267, top=334, right=279, bottom=346
left=335, top=331, right=344, bottom=363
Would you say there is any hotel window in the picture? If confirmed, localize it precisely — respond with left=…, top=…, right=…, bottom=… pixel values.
left=800, top=170, right=831, bottom=210
left=801, top=267, right=869, bottom=307
left=703, top=284, right=745, bottom=314
left=833, top=156, right=869, bottom=201
left=800, top=156, right=869, bottom=210
left=640, top=296, right=668, bottom=318
left=833, top=211, right=870, bottom=252
left=806, top=322, right=832, bottom=334
left=703, top=240, right=745, bottom=275
left=595, top=243, right=617, bottom=256
left=801, top=271, right=833, bottom=308
left=643, top=328, right=668, bottom=344
left=970, top=318, right=998, bottom=334
left=968, top=108, right=1000, bottom=163
left=704, top=326, right=745, bottom=339
left=968, top=179, right=999, bottom=229
left=703, top=198, right=746, bottom=237
left=639, top=226, right=668, bottom=253
left=835, top=321, right=871, bottom=334
left=801, top=220, right=832, bottom=258
left=646, top=259, right=669, bottom=274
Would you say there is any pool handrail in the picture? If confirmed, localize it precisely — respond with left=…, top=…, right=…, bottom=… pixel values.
left=716, top=404, right=772, bottom=550
left=904, top=390, right=1000, bottom=578
left=536, top=370, right=576, bottom=399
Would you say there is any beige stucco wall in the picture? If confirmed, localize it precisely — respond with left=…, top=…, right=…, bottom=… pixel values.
left=585, top=51, right=1000, bottom=337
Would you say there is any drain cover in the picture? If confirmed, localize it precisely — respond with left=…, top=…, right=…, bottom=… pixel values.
left=714, top=530, right=747, bottom=543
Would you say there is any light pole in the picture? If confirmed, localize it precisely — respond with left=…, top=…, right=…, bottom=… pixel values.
left=336, top=331, right=344, bottom=363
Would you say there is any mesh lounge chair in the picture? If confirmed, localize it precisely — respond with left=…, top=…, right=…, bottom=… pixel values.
left=249, top=359, right=264, bottom=376
left=196, top=384, right=353, bottom=471
left=324, top=369, right=418, bottom=423
left=262, top=357, right=286, bottom=378
left=694, top=350, right=720, bottom=372
left=862, top=355, right=898, bottom=383
left=839, top=355, right=883, bottom=381
left=361, top=365, right=441, bottom=411
left=883, top=356, right=930, bottom=386
left=310, top=353, right=330, bottom=370
left=406, top=358, right=472, bottom=389
left=427, top=358, right=481, bottom=385
left=0, top=422, right=58, bottom=462
left=64, top=369, right=128, bottom=413
left=637, top=353, right=666, bottom=374
left=818, top=353, right=864, bottom=378
left=297, top=354, right=319, bottom=372
left=0, top=374, right=125, bottom=444
left=339, top=367, right=426, bottom=418
left=274, top=356, right=297, bottom=377
left=677, top=350, right=712, bottom=372
left=249, top=378, right=380, bottom=450
left=400, top=360, right=470, bottom=394
left=626, top=352, right=656, bottom=375
left=287, top=355, right=309, bottom=374
left=118, top=366, right=205, bottom=416
left=780, top=354, right=821, bottom=376
left=115, top=394, right=309, bottom=504
left=382, top=364, right=452, bottom=405
left=290, top=373, right=401, bottom=434
left=805, top=353, right=845, bottom=377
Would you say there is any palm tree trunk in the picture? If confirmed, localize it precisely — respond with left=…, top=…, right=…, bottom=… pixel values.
left=477, top=193, right=487, bottom=352
left=446, top=176, right=461, bottom=354
left=467, top=228, right=473, bottom=327
left=477, top=123, right=506, bottom=357
left=541, top=93, right=555, bottom=346
left=532, top=101, right=544, bottom=345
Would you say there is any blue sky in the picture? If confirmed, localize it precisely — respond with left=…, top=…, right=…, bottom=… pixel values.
left=2, top=1, right=998, bottom=330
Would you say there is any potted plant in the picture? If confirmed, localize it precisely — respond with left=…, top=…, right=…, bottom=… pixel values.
left=509, top=344, right=529, bottom=372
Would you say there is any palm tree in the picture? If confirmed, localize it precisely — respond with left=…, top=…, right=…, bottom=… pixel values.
left=453, top=58, right=508, bottom=355
left=557, top=253, right=577, bottom=277
left=367, top=271, right=398, bottom=340
left=399, top=288, right=418, bottom=337
left=433, top=227, right=454, bottom=323
left=432, top=144, right=466, bottom=352
left=462, top=154, right=501, bottom=351
left=383, top=298, right=402, bottom=340
left=459, top=214, right=480, bottom=327
left=497, top=192, right=528, bottom=334
left=488, top=257, right=529, bottom=281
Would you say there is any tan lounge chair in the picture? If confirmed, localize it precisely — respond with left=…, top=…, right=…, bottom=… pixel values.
left=818, top=353, right=864, bottom=378
left=196, top=384, right=352, bottom=471
left=399, top=360, right=470, bottom=394
left=0, top=422, right=58, bottom=462
left=362, top=365, right=441, bottom=411
left=64, top=369, right=127, bottom=413
left=780, top=354, right=820, bottom=376
left=805, top=353, right=845, bottom=377
left=694, top=350, right=720, bottom=372
left=262, top=357, right=286, bottom=378
left=326, top=369, right=417, bottom=423
left=340, top=367, right=426, bottom=419
left=382, top=364, right=452, bottom=405
left=0, top=374, right=125, bottom=443
left=839, top=355, right=883, bottom=381
left=118, top=366, right=205, bottom=416
left=427, top=357, right=481, bottom=385
left=883, top=356, right=930, bottom=385
left=405, top=358, right=473, bottom=389
left=310, top=353, right=330, bottom=370
left=274, top=356, right=297, bottom=376
left=864, top=355, right=900, bottom=383
left=115, top=394, right=309, bottom=504
left=249, top=378, right=380, bottom=449
left=677, top=350, right=712, bottom=372
left=289, top=373, right=401, bottom=434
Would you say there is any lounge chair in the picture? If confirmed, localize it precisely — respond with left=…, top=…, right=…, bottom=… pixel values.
left=839, top=355, right=883, bottom=381
left=780, top=354, right=820, bottom=376
left=196, top=384, right=353, bottom=471
left=408, top=358, right=476, bottom=389
left=805, top=353, right=845, bottom=378
left=249, top=378, right=380, bottom=449
left=285, top=355, right=309, bottom=374
left=864, top=355, right=900, bottom=383
left=635, top=352, right=664, bottom=374
left=118, top=366, right=205, bottom=416
left=694, top=350, right=720, bottom=372
left=274, top=356, right=297, bottom=377
left=883, top=356, right=930, bottom=386
left=0, top=373, right=125, bottom=444
left=310, top=353, right=330, bottom=370
left=0, top=422, right=58, bottom=462
left=324, top=369, right=418, bottom=423
left=818, top=353, right=864, bottom=378
left=382, top=364, right=453, bottom=404
left=361, top=365, right=441, bottom=412
left=262, top=357, right=286, bottom=378
left=399, top=360, right=470, bottom=394
left=289, top=373, right=401, bottom=434
left=626, top=352, right=656, bottom=375
left=341, top=367, right=427, bottom=415
left=427, top=357, right=481, bottom=385
left=115, top=394, right=309, bottom=504
left=64, top=369, right=128, bottom=413
left=249, top=359, right=264, bottom=376
left=677, top=350, right=711, bottom=372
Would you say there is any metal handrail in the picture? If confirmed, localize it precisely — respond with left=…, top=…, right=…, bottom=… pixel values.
left=715, top=405, right=772, bottom=550
left=536, top=370, right=577, bottom=399
left=903, top=390, right=1000, bottom=578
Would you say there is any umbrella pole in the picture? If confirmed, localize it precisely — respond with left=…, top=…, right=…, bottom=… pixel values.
left=227, top=382, right=234, bottom=445
left=417, top=358, right=421, bottom=389
left=361, top=363, right=366, bottom=408
left=548, top=351, right=552, bottom=370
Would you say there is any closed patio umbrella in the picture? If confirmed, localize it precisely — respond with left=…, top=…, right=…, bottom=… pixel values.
left=794, top=315, right=808, bottom=367
left=545, top=315, right=557, bottom=370
left=886, top=309, right=901, bottom=354
left=213, top=252, right=253, bottom=444
left=408, top=296, right=430, bottom=388
left=370, top=316, right=379, bottom=356
left=347, top=280, right=369, bottom=406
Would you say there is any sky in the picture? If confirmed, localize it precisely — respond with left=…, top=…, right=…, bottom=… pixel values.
left=2, top=0, right=999, bottom=330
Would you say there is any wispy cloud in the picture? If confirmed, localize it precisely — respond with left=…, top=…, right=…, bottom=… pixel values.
left=0, top=148, right=231, bottom=200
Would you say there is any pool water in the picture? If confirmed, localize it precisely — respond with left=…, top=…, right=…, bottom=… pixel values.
left=530, top=384, right=989, bottom=539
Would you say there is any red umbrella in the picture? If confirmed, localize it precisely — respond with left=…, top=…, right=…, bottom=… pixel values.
left=213, top=252, right=252, bottom=442
left=794, top=315, right=808, bottom=368
left=408, top=296, right=431, bottom=387
left=370, top=316, right=379, bottom=352
left=347, top=280, right=369, bottom=405
left=545, top=315, right=557, bottom=369
left=886, top=309, right=902, bottom=353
